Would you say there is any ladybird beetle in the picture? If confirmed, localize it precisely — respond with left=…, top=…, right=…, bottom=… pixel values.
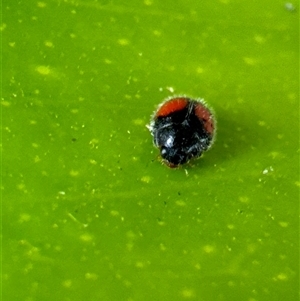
left=148, top=96, right=216, bottom=168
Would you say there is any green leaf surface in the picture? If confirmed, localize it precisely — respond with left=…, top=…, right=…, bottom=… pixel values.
left=2, top=0, right=299, bottom=300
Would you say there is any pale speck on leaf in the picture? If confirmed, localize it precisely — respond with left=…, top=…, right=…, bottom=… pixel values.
left=118, top=38, right=130, bottom=46
left=276, top=273, right=288, bottom=281
left=80, top=233, right=93, bottom=242
left=85, top=273, right=98, bottom=280
left=196, top=67, right=204, bottom=74
left=157, top=220, right=166, bottom=226
left=135, top=261, right=145, bottom=268
left=243, top=57, right=258, bottom=65
left=44, top=40, right=54, bottom=47
left=279, top=221, right=288, bottom=227
left=144, top=0, right=153, bottom=6
left=1, top=100, right=11, bottom=107
left=0, top=23, right=7, bottom=31
left=160, top=243, right=166, bottom=251
left=203, top=245, right=215, bottom=254
left=34, top=155, right=41, bottom=163
left=176, top=200, right=186, bottom=207
left=166, top=86, right=175, bottom=93
left=36, top=65, right=51, bottom=75
left=254, top=35, right=266, bottom=44
left=133, top=119, right=144, bottom=126
left=194, top=263, right=201, bottom=270
left=262, top=166, right=273, bottom=174
left=62, top=280, right=72, bottom=288
left=19, top=213, right=31, bottom=223
left=141, top=176, right=151, bottom=183
left=239, top=196, right=249, bottom=203
left=37, top=2, right=47, bottom=8
left=69, top=170, right=79, bottom=177
left=258, top=120, right=266, bottom=126
left=110, top=210, right=120, bottom=216
left=181, top=288, right=195, bottom=298
left=285, top=2, right=296, bottom=11
left=268, top=151, right=284, bottom=159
